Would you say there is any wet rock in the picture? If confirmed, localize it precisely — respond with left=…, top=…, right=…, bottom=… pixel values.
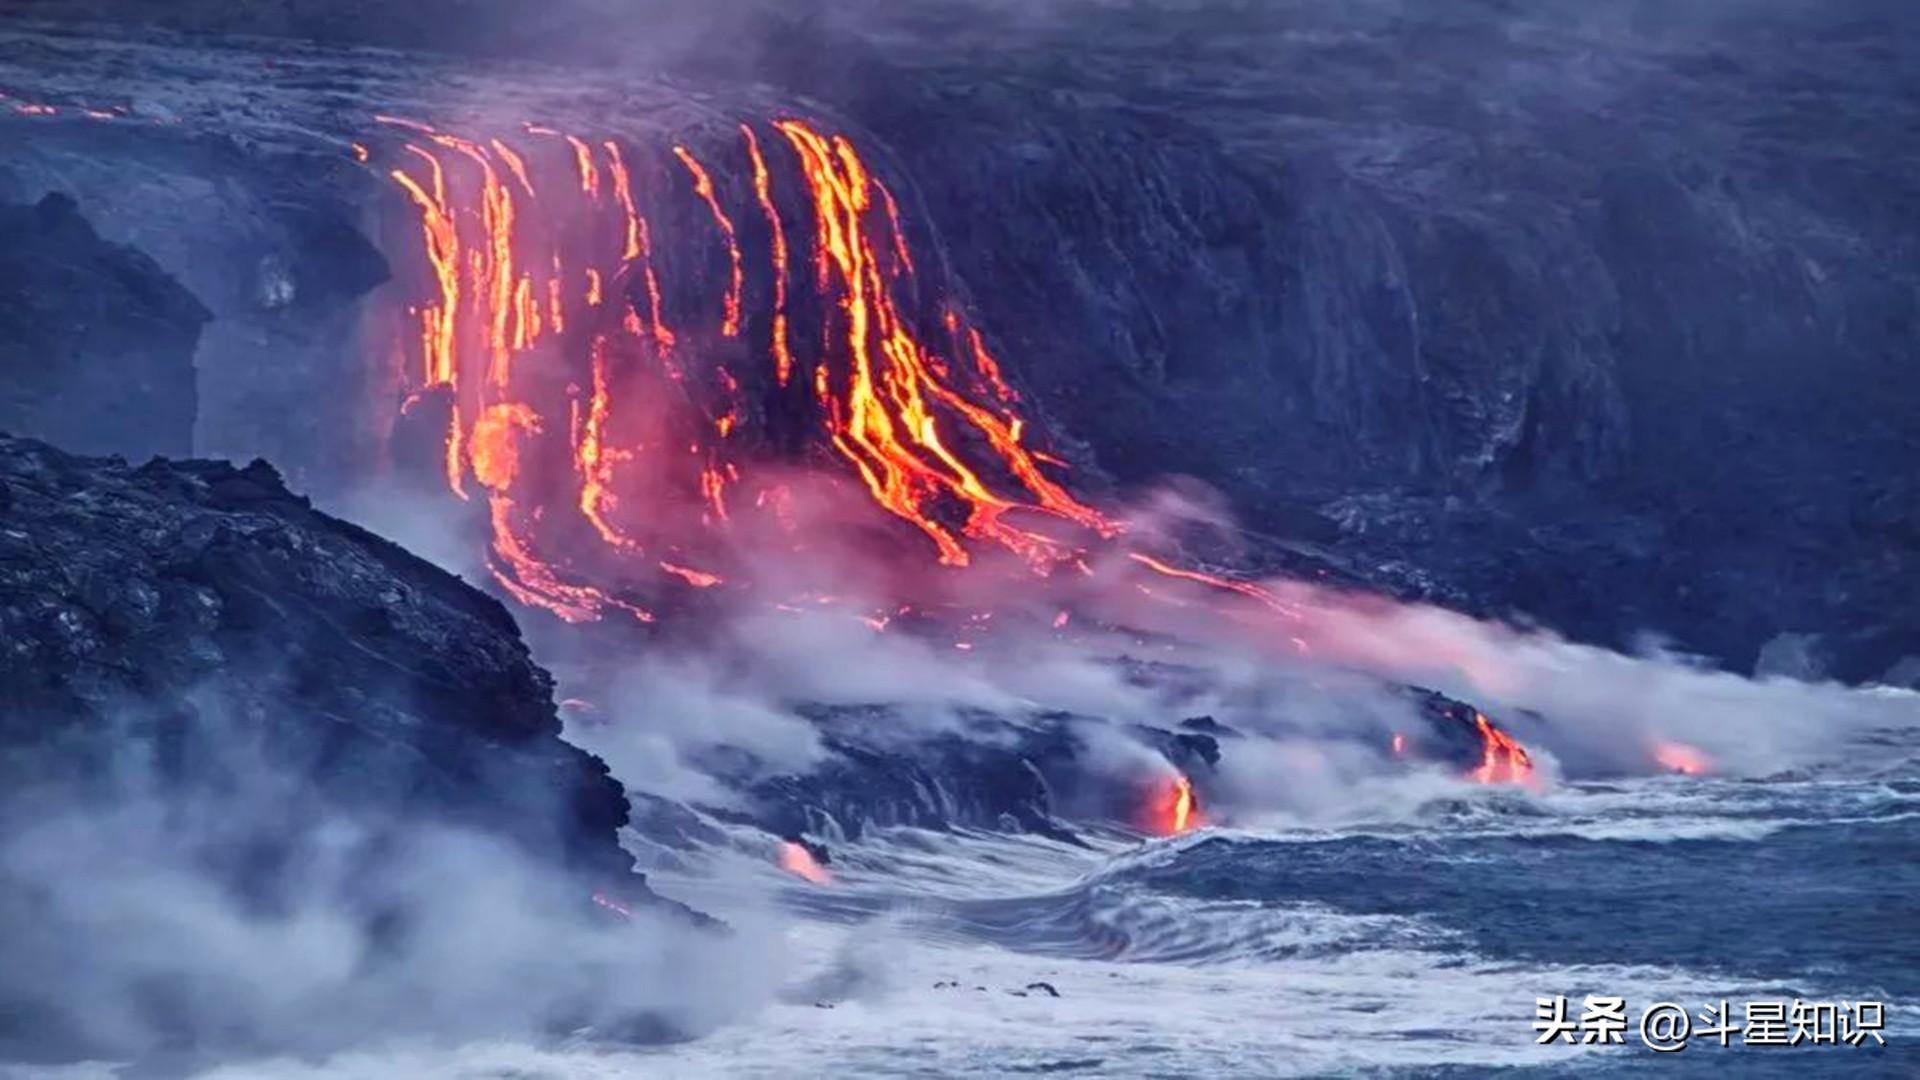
left=704, top=705, right=1086, bottom=845
left=657, top=675, right=1520, bottom=846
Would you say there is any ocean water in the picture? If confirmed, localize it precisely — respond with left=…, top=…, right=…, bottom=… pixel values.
left=33, top=756, right=1911, bottom=1079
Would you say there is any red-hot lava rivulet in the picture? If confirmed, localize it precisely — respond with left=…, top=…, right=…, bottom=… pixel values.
left=362, top=112, right=1542, bottom=795
left=372, top=114, right=1118, bottom=623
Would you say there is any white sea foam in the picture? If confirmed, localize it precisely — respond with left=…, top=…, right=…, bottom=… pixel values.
left=178, top=922, right=1817, bottom=1079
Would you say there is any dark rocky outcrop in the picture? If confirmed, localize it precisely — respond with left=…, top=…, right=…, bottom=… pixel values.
left=0, top=433, right=660, bottom=893
left=0, top=111, right=391, bottom=490
left=0, top=193, right=206, bottom=459
left=0, top=435, right=725, bottom=1063
left=654, top=687, right=1504, bottom=856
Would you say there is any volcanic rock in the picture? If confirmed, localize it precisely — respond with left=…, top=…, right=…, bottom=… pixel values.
left=655, top=676, right=1525, bottom=853
left=0, top=432, right=661, bottom=892
left=0, top=193, right=206, bottom=459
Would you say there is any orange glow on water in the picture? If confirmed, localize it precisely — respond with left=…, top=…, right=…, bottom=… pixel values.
left=1652, top=740, right=1711, bottom=776
left=778, top=841, right=832, bottom=885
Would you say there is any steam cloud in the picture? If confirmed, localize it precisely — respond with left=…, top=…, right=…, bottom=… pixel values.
left=0, top=703, right=778, bottom=1066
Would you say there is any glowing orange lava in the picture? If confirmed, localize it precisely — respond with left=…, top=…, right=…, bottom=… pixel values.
left=590, top=890, right=635, bottom=920
left=1652, top=740, right=1710, bottom=776
left=375, top=113, right=1133, bottom=621
left=1468, top=712, right=1536, bottom=785
left=773, top=118, right=1120, bottom=569
left=469, top=402, right=539, bottom=491
left=741, top=123, right=795, bottom=385
left=778, top=841, right=832, bottom=885
left=1121, top=549, right=1305, bottom=618
left=659, top=561, right=723, bottom=588
left=1145, top=771, right=1204, bottom=835
left=673, top=145, right=745, bottom=337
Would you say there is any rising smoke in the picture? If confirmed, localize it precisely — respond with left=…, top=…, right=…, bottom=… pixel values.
left=0, top=698, right=778, bottom=1065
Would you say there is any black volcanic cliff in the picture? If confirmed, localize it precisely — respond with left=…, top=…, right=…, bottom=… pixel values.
left=0, top=193, right=206, bottom=459
left=0, top=433, right=638, bottom=886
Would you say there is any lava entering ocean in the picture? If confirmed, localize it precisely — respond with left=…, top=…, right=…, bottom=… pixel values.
left=1652, top=740, right=1711, bottom=776
left=1469, top=712, right=1537, bottom=786
left=778, top=841, right=833, bottom=885
left=1144, top=772, right=1205, bottom=836
left=360, top=111, right=1549, bottom=795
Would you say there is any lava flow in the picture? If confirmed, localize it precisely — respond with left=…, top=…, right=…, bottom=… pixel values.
left=1468, top=712, right=1536, bottom=785
left=373, top=114, right=1120, bottom=623
left=1144, top=771, right=1205, bottom=836
left=778, top=841, right=833, bottom=885
left=364, top=112, right=1547, bottom=791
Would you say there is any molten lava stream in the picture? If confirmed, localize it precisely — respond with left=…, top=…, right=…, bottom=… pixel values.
left=778, top=841, right=832, bottom=885
left=1144, top=771, right=1205, bottom=836
left=1469, top=712, right=1537, bottom=786
left=375, top=111, right=1131, bottom=627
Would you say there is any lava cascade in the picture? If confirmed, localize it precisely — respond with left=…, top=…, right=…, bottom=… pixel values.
left=1144, top=772, right=1204, bottom=836
left=1469, top=712, right=1536, bottom=785
left=374, top=115, right=1119, bottom=623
